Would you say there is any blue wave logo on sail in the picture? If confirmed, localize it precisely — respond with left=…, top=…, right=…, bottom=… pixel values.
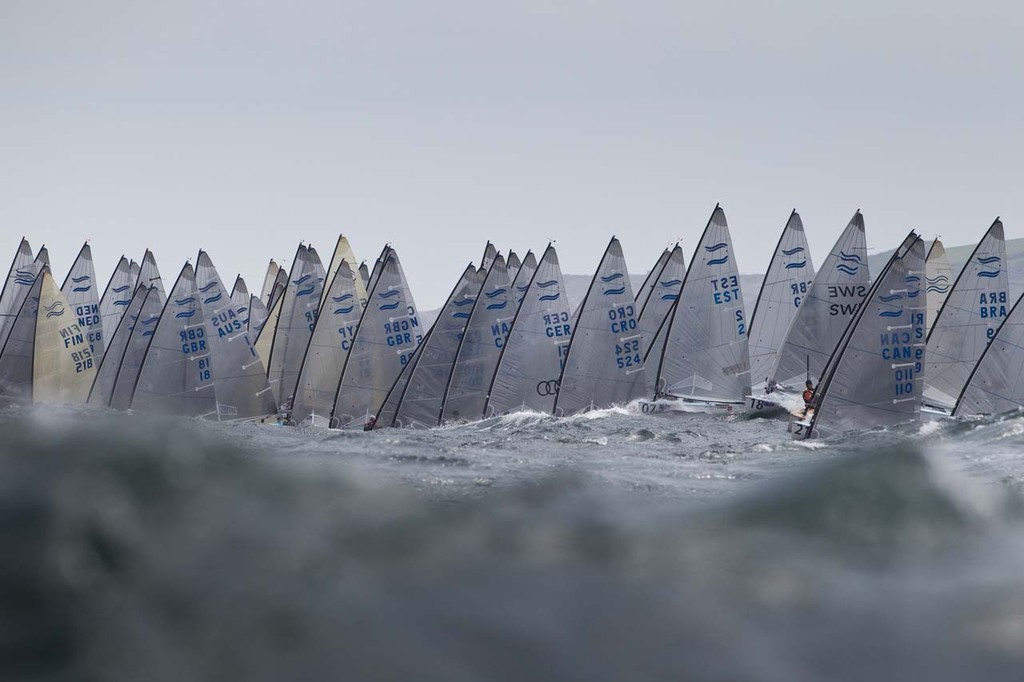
left=878, top=310, right=903, bottom=318
left=378, top=301, right=401, bottom=310
left=334, top=305, right=355, bottom=314
left=784, top=261, right=806, bottom=269
left=516, top=285, right=530, bottom=292
left=379, top=290, right=400, bottom=299
left=174, top=296, right=196, bottom=305
left=707, top=255, right=729, bottom=266
left=536, top=280, right=559, bottom=288
left=72, top=275, right=90, bottom=283
left=838, top=251, right=863, bottom=264
left=603, top=286, right=626, bottom=296
left=539, top=293, right=561, bottom=301
left=14, top=269, right=35, bottom=285
left=484, top=288, right=507, bottom=298
left=925, top=284, right=950, bottom=293
left=600, top=273, right=624, bottom=282
left=111, top=285, right=131, bottom=293
left=332, top=293, right=354, bottom=303
left=72, top=285, right=92, bottom=292
left=977, top=256, right=1001, bottom=265
left=141, top=316, right=159, bottom=325
left=660, top=293, right=679, bottom=301
left=142, top=330, right=155, bottom=337
left=204, top=293, right=223, bottom=304
left=904, top=275, right=921, bottom=283
left=705, top=243, right=728, bottom=252
left=452, top=298, right=475, bottom=306
left=44, top=301, right=65, bottom=318
left=199, top=282, right=218, bottom=292
left=835, top=264, right=859, bottom=275
left=781, top=247, right=805, bottom=256
left=977, top=270, right=1001, bottom=278
left=452, top=311, right=471, bottom=318
left=878, top=293, right=902, bottom=302
left=486, top=301, right=508, bottom=310
left=295, top=286, right=315, bottom=297
left=237, top=306, right=248, bottom=314
left=292, top=274, right=312, bottom=286
left=114, top=299, right=131, bottom=306
left=659, top=279, right=682, bottom=287
left=907, top=290, right=920, bottom=298
left=175, top=309, right=197, bottom=319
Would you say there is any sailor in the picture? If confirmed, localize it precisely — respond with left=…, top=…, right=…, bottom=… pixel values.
left=799, top=380, right=816, bottom=417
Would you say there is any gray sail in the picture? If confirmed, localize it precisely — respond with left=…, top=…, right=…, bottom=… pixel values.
left=388, top=265, right=483, bottom=428
left=804, top=234, right=925, bottom=438
left=507, top=251, right=522, bottom=283
left=291, top=260, right=363, bottom=425
left=770, top=211, right=870, bottom=389
left=956, top=289, right=1024, bottom=416
left=0, top=267, right=44, bottom=400
left=332, top=249, right=421, bottom=428
left=59, top=243, right=106, bottom=361
left=636, top=245, right=684, bottom=394
left=109, top=286, right=163, bottom=410
left=89, top=285, right=149, bottom=406
left=554, top=237, right=646, bottom=415
left=923, top=219, right=1008, bottom=411
left=0, top=238, right=38, bottom=348
left=269, top=268, right=289, bottom=309
left=35, top=246, right=49, bottom=268
left=365, top=246, right=388, bottom=296
left=655, top=206, right=749, bottom=402
left=480, top=242, right=498, bottom=270
left=511, top=252, right=538, bottom=309
left=131, top=264, right=218, bottom=417
left=259, top=260, right=279, bottom=306
left=266, top=245, right=323, bottom=405
left=748, top=211, right=816, bottom=389
left=925, top=239, right=953, bottom=333
left=98, top=256, right=134, bottom=345
left=441, top=255, right=515, bottom=423
left=129, top=260, right=140, bottom=287
left=230, top=275, right=249, bottom=316
left=137, top=250, right=166, bottom=304
left=486, top=245, right=573, bottom=415
left=635, top=248, right=670, bottom=312
left=248, top=294, right=270, bottom=336
left=195, top=251, right=276, bottom=420
left=359, top=262, right=370, bottom=290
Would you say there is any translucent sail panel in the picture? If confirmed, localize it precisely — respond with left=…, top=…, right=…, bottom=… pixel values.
left=59, top=243, right=106, bottom=361
left=319, top=235, right=368, bottom=311
left=511, top=252, right=538, bottom=310
left=259, top=260, right=279, bottom=306
left=128, top=260, right=140, bottom=287
left=635, top=249, right=670, bottom=312
left=506, top=251, right=522, bottom=283
left=770, top=211, right=870, bottom=389
left=248, top=295, right=270, bottom=337
left=109, top=287, right=163, bottom=410
left=924, top=220, right=1008, bottom=411
left=253, top=284, right=284, bottom=373
left=269, top=268, right=289, bottom=309
left=132, top=264, right=217, bottom=417
left=390, top=266, right=483, bottom=428
left=441, top=255, right=514, bottom=423
left=487, top=246, right=573, bottom=416
left=957, top=292, right=1024, bottom=416
left=291, top=260, right=364, bottom=425
left=332, top=250, right=422, bottom=428
left=359, top=263, right=370, bottom=290
left=925, top=240, right=953, bottom=333
left=98, top=256, right=134, bottom=345
left=480, top=242, right=498, bottom=270
left=0, top=268, right=43, bottom=400
left=32, top=269, right=98, bottom=403
left=637, top=245, right=684, bottom=358
left=230, top=276, right=249, bottom=310
left=382, top=264, right=481, bottom=425
left=137, top=250, right=166, bottom=305
left=34, top=246, right=49, bottom=267
left=554, top=238, right=646, bottom=415
left=809, top=235, right=925, bottom=437
left=0, top=238, right=37, bottom=346
left=266, top=245, right=323, bottom=405
left=747, top=211, right=816, bottom=390
left=364, top=245, right=388, bottom=297
left=89, top=286, right=149, bottom=406
left=656, top=206, right=750, bottom=401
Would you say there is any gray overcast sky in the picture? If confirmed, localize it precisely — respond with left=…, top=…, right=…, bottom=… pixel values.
left=2, top=0, right=1021, bottom=308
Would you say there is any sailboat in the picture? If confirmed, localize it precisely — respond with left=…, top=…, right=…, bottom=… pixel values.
left=97, top=255, right=134, bottom=347
left=922, top=219, right=1008, bottom=416
left=60, top=242, right=106, bottom=361
left=790, top=233, right=925, bottom=439
left=88, top=285, right=150, bottom=407
left=258, top=260, right=280, bottom=306
left=925, top=239, right=953, bottom=333
left=745, top=211, right=816, bottom=412
left=640, top=205, right=749, bottom=414
left=108, top=286, right=163, bottom=410
left=635, top=248, right=671, bottom=314
left=554, top=237, right=646, bottom=415
left=0, top=239, right=40, bottom=349
left=636, top=244, right=685, bottom=396
left=137, top=250, right=166, bottom=303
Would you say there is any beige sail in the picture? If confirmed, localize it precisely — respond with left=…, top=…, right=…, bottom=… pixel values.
left=34, top=269, right=97, bottom=403
left=253, top=285, right=284, bottom=375
left=319, top=235, right=368, bottom=310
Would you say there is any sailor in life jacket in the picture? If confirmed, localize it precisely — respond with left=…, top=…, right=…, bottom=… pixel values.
left=802, top=380, right=816, bottom=408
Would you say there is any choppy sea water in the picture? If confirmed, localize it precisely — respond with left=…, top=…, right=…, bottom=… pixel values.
left=4, top=403, right=1024, bottom=681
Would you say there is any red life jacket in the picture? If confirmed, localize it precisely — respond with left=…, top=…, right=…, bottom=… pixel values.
left=803, top=389, right=814, bottom=403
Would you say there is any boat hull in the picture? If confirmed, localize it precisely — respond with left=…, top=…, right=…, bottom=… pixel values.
left=638, top=397, right=741, bottom=415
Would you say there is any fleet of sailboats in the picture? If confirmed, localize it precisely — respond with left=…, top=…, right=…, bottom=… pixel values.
left=2, top=207, right=1018, bottom=439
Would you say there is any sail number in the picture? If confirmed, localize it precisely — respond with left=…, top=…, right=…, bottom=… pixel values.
left=608, top=305, right=637, bottom=333
left=711, top=275, right=740, bottom=304
left=615, top=338, right=641, bottom=369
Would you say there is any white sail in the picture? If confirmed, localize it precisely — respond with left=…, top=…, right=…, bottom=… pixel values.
left=507, top=251, right=522, bottom=283
left=89, top=285, right=149, bottom=406
left=129, top=260, right=140, bottom=288
left=923, top=219, right=1008, bottom=411
left=230, top=275, right=249, bottom=326
left=797, top=234, right=925, bottom=438
left=956, top=288, right=1024, bottom=416
left=0, top=267, right=44, bottom=400
left=925, top=239, right=953, bottom=333
left=98, top=256, right=134, bottom=345
left=770, top=211, right=870, bottom=390
left=635, top=248, right=671, bottom=313
left=59, top=243, right=106, bottom=362
left=137, top=249, right=166, bottom=304
left=480, top=242, right=498, bottom=271
left=35, top=246, right=49, bottom=268
left=109, top=287, right=163, bottom=410
left=291, top=260, right=363, bottom=425
left=358, top=262, right=370, bottom=290
left=554, top=237, right=646, bottom=415
left=319, top=235, right=368, bottom=311
left=248, top=295, right=270, bottom=337
left=259, top=260, right=279, bottom=306
left=0, top=238, right=37, bottom=347
left=486, top=245, right=573, bottom=416
left=638, top=245, right=684, bottom=357
left=748, top=211, right=816, bottom=390
left=265, top=245, right=324, bottom=405
left=511, top=252, right=538, bottom=309
left=441, top=255, right=514, bottom=423
left=132, top=263, right=218, bottom=417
